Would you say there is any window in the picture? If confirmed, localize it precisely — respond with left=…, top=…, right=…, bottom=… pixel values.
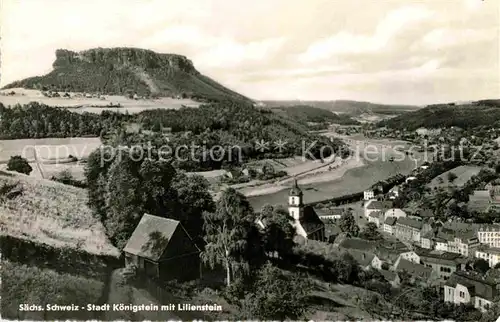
left=459, top=291, right=465, bottom=298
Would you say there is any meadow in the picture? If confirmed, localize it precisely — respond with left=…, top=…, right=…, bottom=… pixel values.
left=0, top=88, right=200, bottom=114
left=0, top=137, right=101, bottom=162
left=427, top=165, right=482, bottom=188
left=0, top=171, right=119, bottom=257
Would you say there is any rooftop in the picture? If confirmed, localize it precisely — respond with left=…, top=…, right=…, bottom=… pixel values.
left=445, top=271, right=500, bottom=301
left=366, top=200, right=394, bottom=210
left=396, top=217, right=423, bottom=230
left=123, top=214, right=193, bottom=261
left=384, top=217, right=397, bottom=226
left=395, top=258, right=433, bottom=279
left=300, top=206, right=325, bottom=235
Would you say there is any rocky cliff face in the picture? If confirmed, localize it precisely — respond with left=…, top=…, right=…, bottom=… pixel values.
left=4, top=47, right=250, bottom=102
left=53, top=48, right=199, bottom=75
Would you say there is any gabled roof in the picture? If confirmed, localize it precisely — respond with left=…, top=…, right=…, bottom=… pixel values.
left=379, top=269, right=398, bottom=282
left=289, top=179, right=303, bottom=196
left=369, top=211, right=383, bottom=219
left=300, top=206, right=325, bottom=235
left=338, top=237, right=375, bottom=251
left=345, top=249, right=376, bottom=267
left=395, top=258, right=432, bottom=279
left=123, top=214, right=195, bottom=261
left=366, top=200, right=394, bottom=210
left=384, top=217, right=397, bottom=226
left=445, top=271, right=500, bottom=301
left=396, top=217, right=423, bottom=230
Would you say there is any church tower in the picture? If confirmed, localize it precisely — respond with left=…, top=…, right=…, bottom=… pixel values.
left=288, top=179, right=303, bottom=220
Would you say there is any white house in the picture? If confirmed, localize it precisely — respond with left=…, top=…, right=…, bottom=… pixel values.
left=364, top=200, right=393, bottom=218
left=397, top=251, right=421, bottom=264
left=384, top=208, right=407, bottom=221
left=444, top=271, right=499, bottom=312
left=368, top=211, right=384, bottom=227
left=364, top=190, right=375, bottom=201
left=383, top=217, right=397, bottom=235
left=477, top=225, right=500, bottom=248
left=475, top=246, right=500, bottom=268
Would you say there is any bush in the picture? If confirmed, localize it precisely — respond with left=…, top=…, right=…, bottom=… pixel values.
left=7, top=155, right=32, bottom=175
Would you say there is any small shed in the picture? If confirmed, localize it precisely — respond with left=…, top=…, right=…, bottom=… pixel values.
left=123, top=214, right=201, bottom=281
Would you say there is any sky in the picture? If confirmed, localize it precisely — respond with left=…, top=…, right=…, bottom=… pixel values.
left=0, top=0, right=499, bottom=105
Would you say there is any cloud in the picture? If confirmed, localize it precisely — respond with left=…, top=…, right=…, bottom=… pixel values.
left=298, top=5, right=434, bottom=63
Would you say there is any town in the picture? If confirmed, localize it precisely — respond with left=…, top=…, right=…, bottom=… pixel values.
left=1, top=0, right=499, bottom=321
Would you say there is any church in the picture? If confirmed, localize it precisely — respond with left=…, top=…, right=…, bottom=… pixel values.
left=288, top=180, right=326, bottom=242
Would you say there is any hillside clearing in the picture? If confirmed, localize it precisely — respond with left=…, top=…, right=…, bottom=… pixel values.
left=0, top=88, right=200, bottom=114
left=427, top=165, right=482, bottom=188
left=0, top=171, right=119, bottom=257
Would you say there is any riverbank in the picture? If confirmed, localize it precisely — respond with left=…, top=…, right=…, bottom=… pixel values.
left=239, top=156, right=365, bottom=197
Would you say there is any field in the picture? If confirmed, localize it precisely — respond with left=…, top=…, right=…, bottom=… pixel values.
left=427, top=165, right=482, bottom=188
left=0, top=137, right=101, bottom=162
left=0, top=88, right=200, bottom=114
left=0, top=171, right=119, bottom=257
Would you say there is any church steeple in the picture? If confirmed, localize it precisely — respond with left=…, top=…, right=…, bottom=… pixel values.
left=288, top=179, right=303, bottom=220
left=289, top=178, right=303, bottom=197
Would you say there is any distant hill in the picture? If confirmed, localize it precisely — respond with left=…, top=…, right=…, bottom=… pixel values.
left=268, top=105, right=360, bottom=125
left=2, top=47, right=252, bottom=103
left=262, top=100, right=421, bottom=116
left=379, top=100, right=500, bottom=130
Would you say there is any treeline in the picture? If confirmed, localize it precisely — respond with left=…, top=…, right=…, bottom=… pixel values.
left=269, top=105, right=360, bottom=125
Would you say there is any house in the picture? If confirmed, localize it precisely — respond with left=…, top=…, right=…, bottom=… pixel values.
left=397, top=251, right=421, bottom=264
left=394, top=217, right=423, bottom=243
left=123, top=214, right=201, bottom=281
left=477, top=225, right=500, bottom=248
left=448, top=230, right=480, bottom=257
left=364, top=189, right=375, bottom=201
left=368, top=211, right=384, bottom=227
left=421, top=230, right=435, bottom=249
left=384, top=208, right=407, bottom=221
left=364, top=200, right=393, bottom=218
left=315, top=207, right=344, bottom=221
left=383, top=217, right=397, bottom=235
left=444, top=271, right=500, bottom=312
left=288, top=180, right=325, bottom=241
left=418, top=249, right=466, bottom=280
left=475, top=245, right=500, bottom=268
left=345, top=249, right=382, bottom=270
left=393, top=258, right=437, bottom=285
left=378, top=269, right=401, bottom=287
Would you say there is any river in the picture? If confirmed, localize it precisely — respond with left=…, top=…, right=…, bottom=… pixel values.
left=248, top=136, right=423, bottom=210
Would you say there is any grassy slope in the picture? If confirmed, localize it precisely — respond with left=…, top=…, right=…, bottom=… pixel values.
left=427, top=165, right=482, bottom=189
left=0, top=170, right=119, bottom=257
left=1, top=260, right=104, bottom=320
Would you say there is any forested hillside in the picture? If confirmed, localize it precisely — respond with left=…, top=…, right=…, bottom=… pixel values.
left=268, top=105, right=360, bottom=125
left=2, top=48, right=252, bottom=103
left=379, top=101, right=500, bottom=130
left=0, top=101, right=346, bottom=171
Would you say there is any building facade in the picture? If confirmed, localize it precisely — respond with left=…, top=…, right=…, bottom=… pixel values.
left=444, top=271, right=499, bottom=312
left=394, top=218, right=423, bottom=243
left=475, top=246, right=500, bottom=268
left=288, top=180, right=325, bottom=242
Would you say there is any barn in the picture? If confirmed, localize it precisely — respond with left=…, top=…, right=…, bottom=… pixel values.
left=123, top=214, right=202, bottom=281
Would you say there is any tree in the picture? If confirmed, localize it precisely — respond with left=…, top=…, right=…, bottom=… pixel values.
left=338, top=209, right=359, bottom=236
left=239, top=263, right=312, bottom=320
left=259, top=204, right=295, bottom=258
left=447, top=172, right=458, bottom=183
left=473, top=258, right=490, bottom=275
left=202, top=188, right=258, bottom=287
left=7, top=155, right=32, bottom=175
left=360, top=222, right=382, bottom=240
left=170, top=172, right=215, bottom=247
